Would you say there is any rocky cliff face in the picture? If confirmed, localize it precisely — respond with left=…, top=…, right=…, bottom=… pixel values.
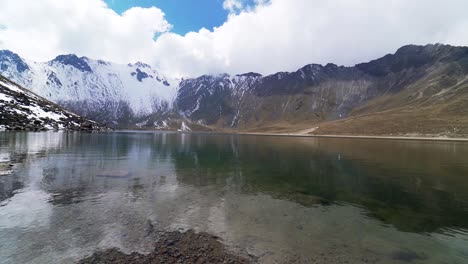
left=175, top=64, right=377, bottom=130
left=175, top=44, right=468, bottom=132
left=0, top=75, right=106, bottom=131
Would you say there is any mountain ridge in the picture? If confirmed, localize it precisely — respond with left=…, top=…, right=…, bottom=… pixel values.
left=2, top=43, right=468, bottom=136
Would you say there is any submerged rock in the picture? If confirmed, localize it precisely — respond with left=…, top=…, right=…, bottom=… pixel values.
left=0, top=163, right=13, bottom=176
left=96, top=170, right=131, bottom=179
left=391, top=250, right=427, bottom=262
left=78, top=230, right=252, bottom=264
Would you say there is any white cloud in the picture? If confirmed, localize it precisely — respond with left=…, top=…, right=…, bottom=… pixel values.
left=152, top=0, right=468, bottom=77
left=0, top=0, right=170, bottom=64
left=1, top=0, right=468, bottom=78
left=223, top=0, right=243, bottom=14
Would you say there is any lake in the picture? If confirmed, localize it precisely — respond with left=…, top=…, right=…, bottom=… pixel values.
left=1, top=131, right=468, bottom=263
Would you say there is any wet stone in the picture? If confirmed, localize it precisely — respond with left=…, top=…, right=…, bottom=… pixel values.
left=78, top=230, right=252, bottom=264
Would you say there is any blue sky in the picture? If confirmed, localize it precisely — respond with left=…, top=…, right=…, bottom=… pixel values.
left=104, top=0, right=233, bottom=35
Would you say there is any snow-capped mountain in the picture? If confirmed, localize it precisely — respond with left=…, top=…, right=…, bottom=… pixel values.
left=0, top=75, right=105, bottom=131
left=3, top=44, right=468, bottom=136
left=0, top=50, right=178, bottom=126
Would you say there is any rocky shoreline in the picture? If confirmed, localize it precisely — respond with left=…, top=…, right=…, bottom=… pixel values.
left=78, top=230, right=252, bottom=264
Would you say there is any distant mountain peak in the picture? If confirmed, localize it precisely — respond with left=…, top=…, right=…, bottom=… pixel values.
left=236, top=72, right=262, bottom=78
left=50, top=54, right=92, bottom=73
left=97, top=59, right=110, bottom=66
left=133, top=62, right=152, bottom=68
left=356, top=43, right=468, bottom=77
left=324, top=63, right=339, bottom=69
left=297, top=64, right=323, bottom=73
left=198, top=73, right=229, bottom=80
left=0, top=50, right=30, bottom=73
left=0, top=50, right=17, bottom=57
left=396, top=43, right=449, bottom=54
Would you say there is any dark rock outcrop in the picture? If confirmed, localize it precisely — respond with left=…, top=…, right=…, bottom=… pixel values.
left=50, top=54, right=92, bottom=73
left=0, top=75, right=107, bottom=131
left=0, top=50, right=30, bottom=73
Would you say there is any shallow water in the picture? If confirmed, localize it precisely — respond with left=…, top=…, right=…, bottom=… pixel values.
left=1, top=131, right=468, bottom=263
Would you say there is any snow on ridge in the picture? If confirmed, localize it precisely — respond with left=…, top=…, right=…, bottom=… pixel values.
left=136, top=119, right=149, bottom=128
left=154, top=120, right=169, bottom=129
left=1, top=53, right=180, bottom=116
left=0, top=77, right=92, bottom=130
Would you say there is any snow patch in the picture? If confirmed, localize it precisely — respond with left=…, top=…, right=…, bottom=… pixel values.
left=136, top=119, right=149, bottom=128
left=154, top=120, right=169, bottom=129
left=0, top=79, right=24, bottom=93
left=178, top=122, right=191, bottom=132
